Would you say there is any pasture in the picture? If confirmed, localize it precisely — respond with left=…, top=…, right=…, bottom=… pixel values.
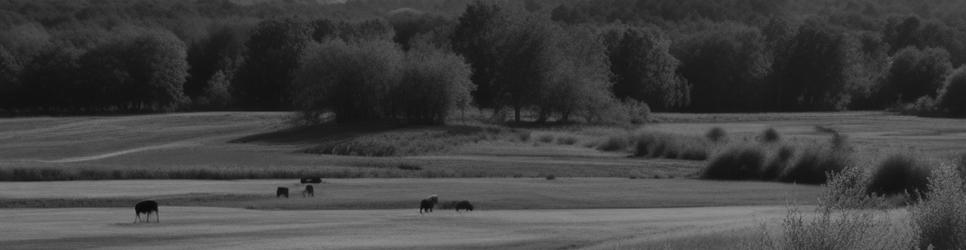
left=3, top=111, right=966, bottom=249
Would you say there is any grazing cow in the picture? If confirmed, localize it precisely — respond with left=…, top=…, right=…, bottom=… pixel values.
left=303, top=185, right=314, bottom=197
left=419, top=194, right=439, bottom=214
left=455, top=200, right=474, bottom=212
left=277, top=187, right=289, bottom=198
left=300, top=177, right=322, bottom=184
left=134, top=200, right=159, bottom=223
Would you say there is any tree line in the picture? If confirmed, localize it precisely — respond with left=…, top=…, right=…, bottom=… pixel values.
left=3, top=0, right=966, bottom=121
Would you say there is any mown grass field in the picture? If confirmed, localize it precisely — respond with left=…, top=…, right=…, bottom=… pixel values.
left=3, top=111, right=966, bottom=249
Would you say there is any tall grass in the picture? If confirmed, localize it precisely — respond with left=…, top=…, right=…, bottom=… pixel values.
left=305, top=125, right=507, bottom=156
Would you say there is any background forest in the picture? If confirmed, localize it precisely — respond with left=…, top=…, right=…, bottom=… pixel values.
left=3, top=0, right=966, bottom=123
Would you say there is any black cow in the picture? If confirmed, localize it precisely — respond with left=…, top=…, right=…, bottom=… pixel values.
left=277, top=187, right=289, bottom=198
left=455, top=200, right=474, bottom=212
left=134, top=200, right=159, bottom=223
left=419, top=195, right=438, bottom=214
left=303, top=185, right=314, bottom=197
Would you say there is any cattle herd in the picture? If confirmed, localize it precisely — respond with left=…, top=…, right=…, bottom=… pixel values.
left=133, top=178, right=474, bottom=223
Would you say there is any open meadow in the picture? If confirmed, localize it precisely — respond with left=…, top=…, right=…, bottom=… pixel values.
left=2, top=111, right=965, bottom=248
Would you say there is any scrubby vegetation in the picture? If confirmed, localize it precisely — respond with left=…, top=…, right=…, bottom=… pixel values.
left=867, top=154, right=932, bottom=196
left=700, top=128, right=851, bottom=184
left=303, top=125, right=506, bottom=156
left=750, top=163, right=966, bottom=249
left=633, top=132, right=709, bottom=160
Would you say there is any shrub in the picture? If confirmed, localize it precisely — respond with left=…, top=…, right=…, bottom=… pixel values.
left=596, top=135, right=630, bottom=152
left=537, top=134, right=555, bottom=143
left=701, top=146, right=766, bottom=180
left=397, top=164, right=422, bottom=171
left=779, top=146, right=850, bottom=184
left=545, top=174, right=556, bottom=180
left=633, top=132, right=709, bottom=160
left=516, top=130, right=531, bottom=142
left=866, top=154, right=931, bottom=196
left=910, top=164, right=966, bottom=249
left=819, top=165, right=890, bottom=210
left=759, top=128, right=781, bottom=143
left=761, top=145, right=795, bottom=180
left=556, top=136, right=578, bottom=145
left=705, top=127, right=728, bottom=143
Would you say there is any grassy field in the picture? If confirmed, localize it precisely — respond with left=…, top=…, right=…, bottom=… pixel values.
left=3, top=111, right=966, bottom=249
left=0, top=206, right=797, bottom=250
left=0, top=178, right=820, bottom=209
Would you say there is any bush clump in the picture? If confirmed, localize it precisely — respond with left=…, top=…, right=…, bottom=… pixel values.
left=596, top=135, right=630, bottom=152
left=779, top=146, right=850, bottom=184
left=633, top=132, right=709, bottom=160
left=537, top=134, right=555, bottom=143
left=761, top=145, right=795, bottom=180
left=867, top=154, right=931, bottom=196
left=910, top=164, right=966, bottom=250
left=759, top=128, right=781, bottom=143
left=556, top=136, right=578, bottom=145
left=705, top=127, right=728, bottom=143
left=701, top=146, right=766, bottom=180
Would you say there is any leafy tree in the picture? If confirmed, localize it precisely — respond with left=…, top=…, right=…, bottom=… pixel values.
left=388, top=12, right=452, bottom=50
left=879, top=47, right=952, bottom=105
left=603, top=26, right=687, bottom=110
left=78, top=30, right=189, bottom=111
left=292, top=40, right=403, bottom=123
left=937, top=67, right=966, bottom=116
left=393, top=47, right=474, bottom=124
left=184, top=22, right=249, bottom=106
left=493, top=14, right=557, bottom=123
left=235, top=19, right=310, bottom=110
left=538, top=26, right=614, bottom=122
left=18, top=45, right=81, bottom=111
left=451, top=0, right=509, bottom=109
left=0, top=45, right=21, bottom=110
left=774, top=19, right=862, bottom=111
left=674, top=24, right=770, bottom=112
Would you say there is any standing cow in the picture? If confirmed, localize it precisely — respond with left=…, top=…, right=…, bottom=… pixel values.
left=303, top=185, right=314, bottom=197
left=134, top=200, right=159, bottom=223
left=277, top=187, right=289, bottom=198
left=419, top=195, right=438, bottom=214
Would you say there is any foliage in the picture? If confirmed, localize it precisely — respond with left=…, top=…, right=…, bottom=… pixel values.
left=879, top=46, right=952, bottom=105
left=602, top=26, right=688, bottom=110
left=867, top=153, right=932, bottom=196
left=293, top=40, right=402, bottom=123
left=633, top=132, right=709, bottom=160
left=937, top=67, right=966, bottom=116
left=673, top=23, right=770, bottom=112
left=773, top=19, right=863, bottom=111
left=702, top=146, right=766, bottom=180
left=78, top=29, right=189, bottom=111
left=234, top=19, right=310, bottom=110
left=705, top=127, right=728, bottom=143
left=910, top=164, right=966, bottom=250
left=393, top=47, right=474, bottom=124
